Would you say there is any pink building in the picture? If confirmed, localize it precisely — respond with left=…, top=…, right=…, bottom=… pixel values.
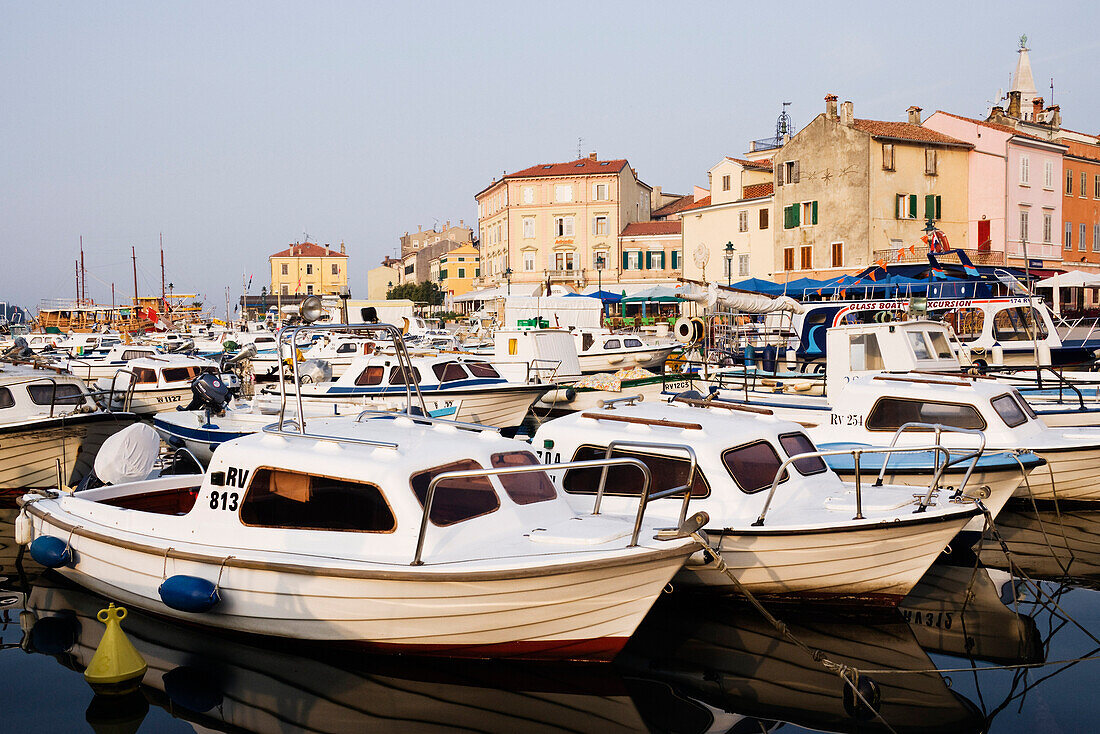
left=924, top=111, right=1067, bottom=269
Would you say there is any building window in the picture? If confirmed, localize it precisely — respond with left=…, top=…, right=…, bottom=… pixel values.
left=1081, top=223, right=1088, bottom=251
left=896, top=194, right=917, bottom=219
left=1019, top=209, right=1029, bottom=243
left=1095, top=174, right=1100, bottom=199
left=306, top=264, right=313, bottom=275
left=554, top=216, right=574, bottom=237
left=1083, top=172, right=1088, bottom=198
left=306, top=285, right=314, bottom=295
left=1067, top=169, right=1074, bottom=195
left=280, top=263, right=288, bottom=275
left=738, top=210, right=748, bottom=232
left=925, top=149, right=938, bottom=176
left=593, top=183, right=608, bottom=201
left=555, top=184, right=572, bottom=203
left=759, top=208, right=769, bottom=229
left=722, top=175, right=731, bottom=192
left=831, top=242, right=844, bottom=268
left=523, top=217, right=535, bottom=238
left=924, top=195, right=942, bottom=219
left=331, top=264, right=339, bottom=275
left=623, top=251, right=642, bottom=270
left=1019, top=155, right=1029, bottom=184
left=883, top=144, right=895, bottom=171
left=783, top=160, right=800, bottom=184
left=523, top=186, right=534, bottom=204
left=801, top=200, right=817, bottom=226
left=799, top=245, right=812, bottom=270
left=281, top=285, right=288, bottom=296
left=1065, top=221, right=1073, bottom=250
left=1043, top=212, right=1053, bottom=244
left=783, top=247, right=794, bottom=271
left=738, top=254, right=750, bottom=277
left=593, top=215, right=608, bottom=236
left=523, top=252, right=535, bottom=271
left=457, top=268, right=465, bottom=278
left=1094, top=224, right=1100, bottom=252
left=1044, top=160, right=1054, bottom=188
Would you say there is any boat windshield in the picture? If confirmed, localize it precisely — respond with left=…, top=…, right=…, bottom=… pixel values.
left=563, top=445, right=709, bottom=498
left=490, top=452, right=556, bottom=504
left=991, top=393, right=1029, bottom=428
left=721, top=440, right=787, bottom=494
left=411, top=460, right=499, bottom=526
left=28, top=383, right=85, bottom=406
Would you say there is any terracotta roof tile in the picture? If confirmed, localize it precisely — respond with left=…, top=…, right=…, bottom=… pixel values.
left=742, top=182, right=774, bottom=199
left=505, top=158, right=628, bottom=179
left=270, top=242, right=347, bottom=258
left=931, top=111, right=1050, bottom=142
left=850, top=119, right=972, bottom=147
left=680, top=195, right=712, bottom=212
left=725, top=157, right=774, bottom=170
left=1064, top=139, right=1100, bottom=163
left=651, top=194, right=696, bottom=218
left=620, top=221, right=682, bottom=237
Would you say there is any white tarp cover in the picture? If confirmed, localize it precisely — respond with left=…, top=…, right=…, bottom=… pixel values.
left=94, top=422, right=161, bottom=485
left=504, top=296, right=602, bottom=328
left=680, top=282, right=805, bottom=314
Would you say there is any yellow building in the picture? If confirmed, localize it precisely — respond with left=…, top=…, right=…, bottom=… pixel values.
left=474, top=154, right=653, bottom=290
left=270, top=242, right=349, bottom=297
left=773, top=96, right=972, bottom=279
left=435, top=243, right=480, bottom=300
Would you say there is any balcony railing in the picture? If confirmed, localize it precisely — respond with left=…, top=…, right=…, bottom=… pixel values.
left=872, top=246, right=1005, bottom=267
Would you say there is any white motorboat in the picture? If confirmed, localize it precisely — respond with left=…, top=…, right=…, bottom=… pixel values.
left=257, top=351, right=548, bottom=430
left=93, top=354, right=233, bottom=415
left=19, top=322, right=698, bottom=661
left=59, top=343, right=163, bottom=384
left=0, top=363, right=138, bottom=494
left=571, top=328, right=678, bottom=374
left=532, top=398, right=980, bottom=605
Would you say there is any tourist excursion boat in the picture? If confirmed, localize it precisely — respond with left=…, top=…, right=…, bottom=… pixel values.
left=19, top=323, right=698, bottom=661
left=532, top=397, right=981, bottom=604
left=0, top=363, right=137, bottom=494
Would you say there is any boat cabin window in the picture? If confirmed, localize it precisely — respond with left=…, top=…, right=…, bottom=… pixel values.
left=432, top=362, right=469, bottom=383
left=992, top=307, right=1048, bottom=341
left=490, top=451, right=556, bottom=504
left=563, top=445, right=709, bottom=498
left=411, top=459, right=499, bottom=526
left=28, top=383, right=85, bottom=406
left=582, top=333, right=594, bottom=351
left=991, top=393, right=1029, bottom=428
left=849, top=334, right=883, bottom=371
left=624, top=338, right=643, bottom=348
left=355, top=366, right=384, bottom=386
left=240, top=468, right=396, bottom=532
left=1015, top=389, right=1038, bottom=419
left=722, top=440, right=787, bottom=494
left=0, top=388, right=13, bottom=409
left=132, top=367, right=158, bottom=384
left=336, top=342, right=358, bottom=354
left=389, top=366, right=422, bottom=385
left=603, top=339, right=621, bottom=350
left=255, top=337, right=275, bottom=344
left=865, top=397, right=986, bottom=431
left=925, top=331, right=954, bottom=359
left=778, top=433, right=827, bottom=476
left=467, top=362, right=501, bottom=378
left=907, top=331, right=932, bottom=360
left=941, top=308, right=984, bottom=342
left=162, top=366, right=214, bottom=383
left=121, top=350, right=148, bottom=360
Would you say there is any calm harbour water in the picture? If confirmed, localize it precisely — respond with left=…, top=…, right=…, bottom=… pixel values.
left=2, top=504, right=1099, bottom=733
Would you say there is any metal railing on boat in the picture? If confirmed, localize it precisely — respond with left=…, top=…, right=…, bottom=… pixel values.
left=876, top=422, right=987, bottom=494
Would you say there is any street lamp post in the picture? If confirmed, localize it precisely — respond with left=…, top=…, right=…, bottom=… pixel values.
left=595, top=253, right=605, bottom=292
left=724, top=241, right=736, bottom=288
left=504, top=267, right=513, bottom=296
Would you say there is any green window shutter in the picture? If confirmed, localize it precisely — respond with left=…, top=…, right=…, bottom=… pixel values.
left=935, top=195, right=942, bottom=219
left=925, top=194, right=935, bottom=218
left=783, top=205, right=791, bottom=228
left=658, top=251, right=666, bottom=269
left=812, top=200, right=818, bottom=225
left=908, top=194, right=917, bottom=219
left=671, top=250, right=679, bottom=269
left=475, top=268, right=480, bottom=277
left=645, top=251, right=653, bottom=269
left=895, top=195, right=901, bottom=219
left=792, top=204, right=801, bottom=227
left=622, top=251, right=629, bottom=270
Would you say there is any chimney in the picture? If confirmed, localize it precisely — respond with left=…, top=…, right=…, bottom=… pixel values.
left=1007, top=90, right=1022, bottom=118
left=340, top=242, right=346, bottom=255
left=588, top=151, right=597, bottom=161
left=907, top=106, right=922, bottom=125
left=840, top=101, right=854, bottom=125
left=417, top=224, right=422, bottom=232
left=459, top=219, right=464, bottom=227
left=988, top=105, right=1006, bottom=124
left=749, top=140, right=757, bottom=152
left=1047, top=104, right=1062, bottom=128
left=1032, top=96, right=1044, bottom=121
left=825, top=94, right=838, bottom=121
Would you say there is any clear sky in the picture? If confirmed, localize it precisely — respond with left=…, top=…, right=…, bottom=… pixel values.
left=3, top=1, right=1098, bottom=316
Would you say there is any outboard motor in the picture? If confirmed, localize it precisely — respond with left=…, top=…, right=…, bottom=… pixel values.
left=297, top=359, right=332, bottom=385
left=179, top=373, right=231, bottom=418
left=2, top=336, right=32, bottom=359
left=220, top=343, right=257, bottom=368
left=167, top=338, right=195, bottom=353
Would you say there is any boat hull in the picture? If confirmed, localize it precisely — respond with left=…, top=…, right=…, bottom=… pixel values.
left=0, top=413, right=138, bottom=492
left=678, top=511, right=974, bottom=605
left=25, top=505, right=692, bottom=661
left=1017, top=445, right=1100, bottom=502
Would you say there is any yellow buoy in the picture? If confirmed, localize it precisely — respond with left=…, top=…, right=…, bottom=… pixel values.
left=83, top=604, right=148, bottom=696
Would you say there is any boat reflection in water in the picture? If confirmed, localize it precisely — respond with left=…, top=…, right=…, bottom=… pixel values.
left=616, top=594, right=985, bottom=734
left=977, top=507, right=1100, bottom=588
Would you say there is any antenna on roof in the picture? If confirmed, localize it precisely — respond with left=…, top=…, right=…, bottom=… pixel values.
left=577, top=137, right=584, bottom=159
left=1050, top=77, right=1055, bottom=106
left=303, top=231, right=310, bottom=243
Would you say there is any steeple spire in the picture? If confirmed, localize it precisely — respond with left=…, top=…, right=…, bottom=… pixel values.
left=1012, top=35, right=1038, bottom=119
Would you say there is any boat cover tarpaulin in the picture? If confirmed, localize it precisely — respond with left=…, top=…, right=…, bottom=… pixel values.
left=681, top=283, right=805, bottom=314
left=94, top=422, right=161, bottom=485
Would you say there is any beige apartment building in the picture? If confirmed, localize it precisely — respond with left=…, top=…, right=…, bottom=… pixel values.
left=680, top=156, right=776, bottom=285
left=474, top=154, right=653, bottom=290
left=772, top=96, right=972, bottom=279
left=270, top=241, right=348, bottom=297
left=398, top=221, right=473, bottom=285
